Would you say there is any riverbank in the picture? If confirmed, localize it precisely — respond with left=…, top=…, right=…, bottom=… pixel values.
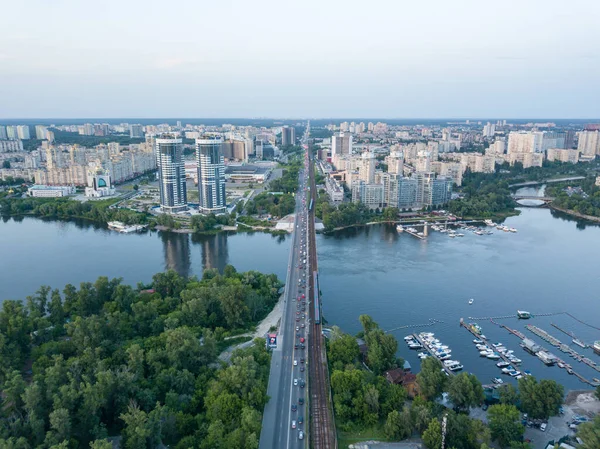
left=548, top=204, right=600, bottom=223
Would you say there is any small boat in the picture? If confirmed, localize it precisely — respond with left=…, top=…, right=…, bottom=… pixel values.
left=473, top=339, right=484, bottom=344
left=509, top=228, right=517, bottom=233
left=572, top=339, right=586, bottom=348
left=487, top=353, right=501, bottom=360
left=484, top=219, right=495, bottom=227
left=456, top=233, right=465, bottom=237
left=404, top=335, right=414, bottom=341
left=448, top=364, right=463, bottom=371
left=448, top=234, right=456, bottom=238
left=510, top=371, right=521, bottom=377
left=468, top=298, right=474, bottom=305
left=492, top=377, right=504, bottom=384
left=497, top=361, right=510, bottom=368
left=517, top=310, right=531, bottom=319
left=480, top=350, right=491, bottom=357
left=396, top=225, right=404, bottom=233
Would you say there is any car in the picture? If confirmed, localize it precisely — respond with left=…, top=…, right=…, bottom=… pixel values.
left=301, top=344, right=305, bottom=349
left=302, top=314, right=305, bottom=319
left=482, top=404, right=488, bottom=411
left=294, top=379, right=298, bottom=386
left=294, top=344, right=298, bottom=349
left=298, top=397, right=304, bottom=405
left=291, top=404, right=297, bottom=412
left=540, top=423, right=547, bottom=432
left=298, top=430, right=304, bottom=440
left=301, top=323, right=305, bottom=328
left=300, top=358, right=305, bottom=364
left=293, top=360, right=298, bottom=366
left=298, top=415, right=303, bottom=424
left=291, top=420, right=296, bottom=429
left=300, top=366, right=305, bottom=372
left=300, top=380, right=305, bottom=388
left=296, top=317, right=300, bottom=322
left=296, top=326, right=299, bottom=331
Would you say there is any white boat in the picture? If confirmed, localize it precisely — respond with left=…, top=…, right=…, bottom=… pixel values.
left=509, top=228, right=517, bottom=233
left=468, top=298, right=474, bottom=305
left=473, top=339, right=484, bottom=344
left=396, top=225, right=404, bottom=233
left=492, top=377, right=504, bottom=384
left=404, top=335, right=414, bottom=341
left=448, top=234, right=456, bottom=238
left=107, top=221, right=146, bottom=233
left=448, top=364, right=464, bottom=371
left=497, top=361, right=510, bottom=368
left=480, top=350, right=492, bottom=357
left=438, top=354, right=451, bottom=360
left=486, top=353, right=501, bottom=360
left=484, top=219, right=495, bottom=226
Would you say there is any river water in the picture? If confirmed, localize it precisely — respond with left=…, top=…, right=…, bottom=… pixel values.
left=1, top=195, right=599, bottom=390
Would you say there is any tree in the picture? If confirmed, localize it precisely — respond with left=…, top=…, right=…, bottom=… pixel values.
left=596, top=385, right=600, bottom=401
left=328, top=333, right=360, bottom=368
left=2, top=160, right=11, bottom=169
left=417, top=357, right=448, bottom=400
left=498, top=384, right=519, bottom=406
left=517, top=376, right=563, bottom=419
left=384, top=407, right=412, bottom=440
left=487, top=404, right=524, bottom=448
left=577, top=415, right=600, bottom=449
left=422, top=417, right=443, bottom=449
left=448, top=373, right=484, bottom=412
left=90, top=440, right=114, bottom=449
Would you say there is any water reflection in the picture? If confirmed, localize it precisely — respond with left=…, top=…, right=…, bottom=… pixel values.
left=191, top=231, right=229, bottom=273
left=160, top=231, right=191, bottom=277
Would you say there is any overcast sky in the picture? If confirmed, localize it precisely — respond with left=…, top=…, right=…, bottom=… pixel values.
left=1, top=0, right=599, bottom=118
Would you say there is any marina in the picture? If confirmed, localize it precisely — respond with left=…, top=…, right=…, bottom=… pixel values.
left=395, top=219, right=517, bottom=240
left=410, top=332, right=462, bottom=375
left=107, top=221, right=147, bottom=233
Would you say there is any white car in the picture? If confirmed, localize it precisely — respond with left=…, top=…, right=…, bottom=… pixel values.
left=293, top=360, right=298, bottom=366
left=540, top=423, right=547, bottom=432
left=294, top=378, right=298, bottom=386
left=296, top=326, right=299, bottom=331
left=291, top=420, right=296, bottom=429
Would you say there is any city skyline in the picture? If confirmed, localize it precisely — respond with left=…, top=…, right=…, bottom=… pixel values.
left=2, top=0, right=599, bottom=118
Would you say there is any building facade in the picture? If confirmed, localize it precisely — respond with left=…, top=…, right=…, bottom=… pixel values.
left=281, top=126, right=295, bottom=146
left=331, top=132, right=353, bottom=157
left=196, top=135, right=226, bottom=214
left=155, top=134, right=187, bottom=213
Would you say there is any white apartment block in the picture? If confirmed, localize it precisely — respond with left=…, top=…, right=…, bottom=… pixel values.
left=577, top=131, right=600, bottom=157
left=508, top=152, right=543, bottom=168
left=0, top=140, right=24, bottom=152
left=507, top=132, right=543, bottom=154
left=546, top=148, right=580, bottom=164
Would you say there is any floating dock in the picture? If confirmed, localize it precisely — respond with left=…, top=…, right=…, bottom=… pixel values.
left=412, top=333, right=455, bottom=376
left=460, top=320, right=522, bottom=369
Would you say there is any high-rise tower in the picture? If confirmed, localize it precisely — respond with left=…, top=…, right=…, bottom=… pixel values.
left=155, top=134, right=187, bottom=213
left=196, top=135, right=226, bottom=214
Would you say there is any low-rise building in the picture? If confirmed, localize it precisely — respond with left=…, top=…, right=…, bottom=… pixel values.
left=546, top=148, right=579, bottom=164
left=85, top=169, right=116, bottom=197
left=27, top=185, right=76, bottom=197
left=224, top=164, right=272, bottom=183
left=325, top=176, right=344, bottom=203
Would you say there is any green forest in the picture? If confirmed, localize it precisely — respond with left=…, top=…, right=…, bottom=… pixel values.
left=0, top=267, right=282, bottom=448
left=546, top=177, right=600, bottom=218
left=0, top=197, right=148, bottom=225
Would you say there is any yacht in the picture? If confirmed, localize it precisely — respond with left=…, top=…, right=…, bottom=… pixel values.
left=448, top=364, right=464, bottom=371
left=572, top=338, right=586, bottom=348
left=107, top=221, right=146, bottom=233
left=517, top=310, right=531, bottom=319
left=473, top=339, right=484, bottom=344
left=492, top=377, right=504, bottom=384
left=486, top=352, right=501, bottom=360
left=404, top=335, right=414, bottom=341
left=484, top=219, right=495, bottom=227
left=396, top=225, right=404, bottom=233
left=496, top=361, right=510, bottom=368
left=509, top=228, right=517, bottom=233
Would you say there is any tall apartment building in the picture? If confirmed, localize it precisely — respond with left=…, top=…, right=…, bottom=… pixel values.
left=16, top=125, right=30, bottom=140
left=281, top=126, right=295, bottom=146
left=0, top=140, right=24, bottom=152
left=385, top=151, right=404, bottom=175
left=577, top=131, right=600, bottom=157
left=331, top=132, right=352, bottom=157
left=351, top=181, right=384, bottom=209
left=507, top=131, right=543, bottom=154
left=155, top=134, right=187, bottom=213
left=196, top=135, right=226, bottom=214
left=35, top=125, right=49, bottom=140
left=359, top=151, right=375, bottom=183
left=130, top=124, right=144, bottom=139
left=507, top=152, right=543, bottom=168
left=486, top=140, right=506, bottom=155
left=6, top=126, right=18, bottom=140
left=483, top=122, right=495, bottom=138
left=0, top=125, right=7, bottom=140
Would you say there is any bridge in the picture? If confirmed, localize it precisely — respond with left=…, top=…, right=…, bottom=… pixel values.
left=259, top=123, right=336, bottom=449
left=511, top=195, right=555, bottom=202
left=508, top=176, right=585, bottom=188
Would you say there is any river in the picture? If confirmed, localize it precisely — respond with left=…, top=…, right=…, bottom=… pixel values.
left=1, top=196, right=599, bottom=390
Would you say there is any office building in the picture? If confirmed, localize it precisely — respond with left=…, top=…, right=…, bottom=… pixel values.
left=196, top=135, right=226, bottom=214
left=281, top=126, right=295, bottom=146
left=155, top=134, right=187, bottom=213
left=331, top=132, right=352, bottom=156
left=130, top=124, right=144, bottom=138
left=577, top=131, right=600, bottom=157
left=27, top=185, right=76, bottom=198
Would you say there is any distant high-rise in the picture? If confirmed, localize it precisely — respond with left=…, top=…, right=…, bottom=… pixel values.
left=6, top=126, right=18, bottom=140
left=331, top=132, right=352, bottom=156
left=577, top=131, right=600, bottom=157
left=35, top=125, right=48, bottom=140
left=16, top=125, right=30, bottom=140
left=130, top=124, right=144, bottom=138
left=359, top=151, right=375, bottom=184
left=196, top=135, right=226, bottom=214
left=281, top=126, right=295, bottom=146
left=0, top=126, right=7, bottom=140
left=155, top=134, right=187, bottom=213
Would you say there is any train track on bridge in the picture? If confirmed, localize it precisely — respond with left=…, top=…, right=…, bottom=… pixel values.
left=307, top=146, right=336, bottom=449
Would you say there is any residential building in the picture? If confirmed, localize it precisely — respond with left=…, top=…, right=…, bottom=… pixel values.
left=460, top=153, right=495, bottom=174
left=325, top=176, right=344, bottom=203
left=577, top=131, right=600, bottom=157
left=281, top=126, right=295, bottom=146
left=35, top=125, right=49, bottom=140
left=483, top=122, right=495, bottom=138
left=6, top=126, right=18, bottom=140
left=351, top=181, right=384, bottom=209
left=359, top=151, right=375, bottom=183
left=486, top=140, right=506, bottom=155
left=382, top=172, right=401, bottom=207
left=508, top=152, right=543, bottom=168
left=34, top=165, right=88, bottom=185
left=385, top=150, right=404, bottom=175
left=0, top=126, right=7, bottom=139
left=546, top=148, right=580, bottom=164
left=129, top=124, right=144, bottom=138
left=196, top=135, right=226, bottom=214
left=397, top=177, right=418, bottom=209
left=27, top=185, right=76, bottom=198
left=155, top=134, right=187, bottom=213
left=0, top=140, right=24, bottom=152
left=507, top=131, right=543, bottom=154
left=331, top=132, right=352, bottom=156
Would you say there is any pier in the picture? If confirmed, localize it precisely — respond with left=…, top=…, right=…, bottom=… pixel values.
left=412, top=333, right=455, bottom=376
left=403, top=228, right=425, bottom=240
left=551, top=323, right=587, bottom=347
left=460, top=320, right=522, bottom=369
left=500, top=324, right=600, bottom=387
left=467, top=311, right=566, bottom=321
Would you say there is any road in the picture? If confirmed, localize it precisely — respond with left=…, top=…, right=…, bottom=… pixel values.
left=259, top=132, right=311, bottom=448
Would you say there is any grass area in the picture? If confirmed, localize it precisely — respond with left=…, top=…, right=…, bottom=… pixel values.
left=337, top=426, right=390, bottom=448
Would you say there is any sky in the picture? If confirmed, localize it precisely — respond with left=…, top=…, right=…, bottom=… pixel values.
left=1, top=0, right=599, bottom=119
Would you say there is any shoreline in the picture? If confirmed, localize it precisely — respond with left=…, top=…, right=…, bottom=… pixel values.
left=548, top=204, right=600, bottom=223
